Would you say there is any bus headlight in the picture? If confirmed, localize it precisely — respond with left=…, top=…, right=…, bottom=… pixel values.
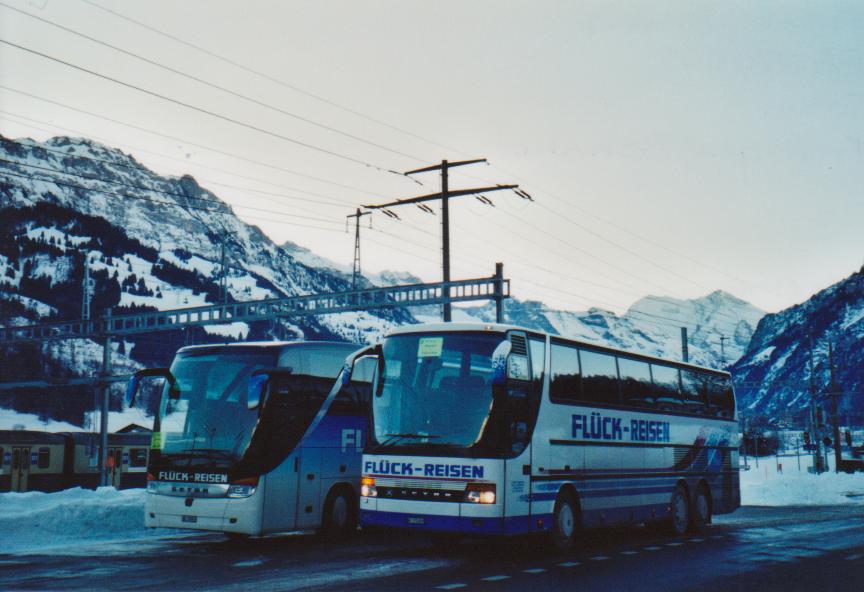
left=464, top=483, right=496, bottom=504
left=360, top=476, right=377, bottom=497
left=227, top=476, right=259, bottom=498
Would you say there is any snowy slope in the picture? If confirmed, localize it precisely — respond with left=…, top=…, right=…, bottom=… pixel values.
left=457, top=290, right=764, bottom=370
left=732, top=268, right=864, bottom=418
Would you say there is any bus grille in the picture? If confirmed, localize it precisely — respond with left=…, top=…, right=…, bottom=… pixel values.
left=510, top=334, right=528, bottom=355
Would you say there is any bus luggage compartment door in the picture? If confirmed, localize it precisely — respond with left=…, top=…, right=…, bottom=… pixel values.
left=11, top=447, right=30, bottom=492
left=296, top=448, right=322, bottom=529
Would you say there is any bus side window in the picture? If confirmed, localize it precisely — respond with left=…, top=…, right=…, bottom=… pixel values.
left=578, top=349, right=620, bottom=406
left=651, top=363, right=683, bottom=412
left=708, top=375, right=734, bottom=418
left=681, top=370, right=708, bottom=414
left=618, top=357, right=653, bottom=409
left=550, top=341, right=580, bottom=403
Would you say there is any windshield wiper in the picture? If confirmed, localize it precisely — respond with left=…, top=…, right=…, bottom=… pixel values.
left=381, top=432, right=441, bottom=446
left=176, top=448, right=237, bottom=460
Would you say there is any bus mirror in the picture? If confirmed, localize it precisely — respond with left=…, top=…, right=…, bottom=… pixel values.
left=507, top=355, right=530, bottom=381
left=125, top=368, right=175, bottom=408
left=247, top=368, right=294, bottom=410
left=247, top=373, right=269, bottom=410
left=350, top=354, right=378, bottom=385
left=490, top=340, right=512, bottom=386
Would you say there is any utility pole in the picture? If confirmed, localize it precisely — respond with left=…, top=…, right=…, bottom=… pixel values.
left=81, top=253, right=94, bottom=320
left=828, top=342, right=842, bottom=472
left=99, top=309, right=112, bottom=487
left=363, top=158, right=521, bottom=322
left=347, top=208, right=371, bottom=291
left=681, top=327, right=689, bottom=363
left=808, top=333, right=825, bottom=473
left=719, top=335, right=728, bottom=368
left=219, top=239, right=228, bottom=305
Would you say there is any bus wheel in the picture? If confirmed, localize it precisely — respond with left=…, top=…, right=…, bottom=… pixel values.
left=550, top=491, right=578, bottom=553
left=668, top=486, right=690, bottom=536
left=689, top=484, right=711, bottom=532
left=321, top=487, right=356, bottom=539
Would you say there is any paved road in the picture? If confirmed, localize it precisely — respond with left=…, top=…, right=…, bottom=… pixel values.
left=1, top=506, right=863, bottom=591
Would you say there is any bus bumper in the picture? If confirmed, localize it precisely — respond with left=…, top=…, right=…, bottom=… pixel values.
left=145, top=490, right=263, bottom=535
left=360, top=499, right=532, bottom=536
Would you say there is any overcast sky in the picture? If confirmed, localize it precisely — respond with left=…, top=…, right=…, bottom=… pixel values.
left=1, top=0, right=862, bottom=316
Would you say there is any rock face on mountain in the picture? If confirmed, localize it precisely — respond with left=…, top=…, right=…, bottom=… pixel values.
left=0, top=134, right=414, bottom=423
left=732, top=269, right=864, bottom=419
left=459, top=290, right=764, bottom=370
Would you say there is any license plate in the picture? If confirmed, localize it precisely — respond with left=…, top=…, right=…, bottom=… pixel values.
left=408, top=517, right=425, bottom=525
left=182, top=515, right=198, bottom=523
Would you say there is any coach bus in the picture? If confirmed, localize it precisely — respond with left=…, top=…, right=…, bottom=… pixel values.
left=126, top=340, right=373, bottom=539
left=353, top=323, right=739, bottom=551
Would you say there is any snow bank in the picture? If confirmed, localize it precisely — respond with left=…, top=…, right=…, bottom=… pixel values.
left=740, top=455, right=864, bottom=506
left=0, top=487, right=169, bottom=554
left=0, top=406, right=154, bottom=432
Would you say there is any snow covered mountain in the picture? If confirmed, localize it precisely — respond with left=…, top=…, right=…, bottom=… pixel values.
left=454, top=290, right=764, bottom=370
left=0, top=134, right=414, bottom=424
left=732, top=267, right=864, bottom=420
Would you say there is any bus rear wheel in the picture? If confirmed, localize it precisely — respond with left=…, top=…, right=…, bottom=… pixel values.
left=550, top=491, right=578, bottom=553
left=689, top=484, right=711, bottom=533
left=668, top=485, right=690, bottom=536
left=321, top=486, right=357, bottom=539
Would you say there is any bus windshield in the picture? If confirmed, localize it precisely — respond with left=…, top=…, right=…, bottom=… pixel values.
left=157, top=350, right=275, bottom=465
left=372, top=332, right=503, bottom=450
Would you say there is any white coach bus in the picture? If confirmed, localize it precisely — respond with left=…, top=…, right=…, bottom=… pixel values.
left=353, top=323, right=739, bottom=551
left=126, top=341, right=374, bottom=539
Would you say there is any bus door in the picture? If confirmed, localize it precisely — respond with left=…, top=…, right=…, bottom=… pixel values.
left=106, top=447, right=123, bottom=488
left=505, top=334, right=545, bottom=531
left=11, top=447, right=30, bottom=492
left=295, top=448, right=322, bottom=529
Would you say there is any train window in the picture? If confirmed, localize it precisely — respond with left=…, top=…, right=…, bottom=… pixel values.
left=652, top=364, right=683, bottom=412
left=578, top=349, right=620, bottom=405
left=550, top=341, right=581, bottom=403
left=681, top=370, right=709, bottom=414
left=37, top=448, right=50, bottom=469
left=129, top=448, right=148, bottom=467
left=707, top=375, right=735, bottom=418
left=0, top=447, right=3, bottom=465
left=618, top=357, right=653, bottom=409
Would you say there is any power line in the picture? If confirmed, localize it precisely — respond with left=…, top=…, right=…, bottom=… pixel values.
left=0, top=85, right=383, bottom=196
left=0, top=168, right=345, bottom=234
left=0, top=156, right=345, bottom=227
left=0, top=132, right=351, bottom=211
left=0, top=2, right=427, bottom=164
left=77, top=0, right=468, bottom=158
left=0, top=38, right=406, bottom=176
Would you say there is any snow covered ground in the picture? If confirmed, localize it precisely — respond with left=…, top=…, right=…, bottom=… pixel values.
left=1, top=456, right=861, bottom=556
left=740, top=454, right=864, bottom=506
left=0, top=487, right=177, bottom=555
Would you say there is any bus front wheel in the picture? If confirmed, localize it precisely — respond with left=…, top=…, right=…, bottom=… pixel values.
left=550, top=491, right=578, bottom=552
left=668, top=486, right=690, bottom=536
left=321, top=486, right=357, bottom=539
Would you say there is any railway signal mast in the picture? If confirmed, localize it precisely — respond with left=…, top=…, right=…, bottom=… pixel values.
left=364, top=158, right=523, bottom=321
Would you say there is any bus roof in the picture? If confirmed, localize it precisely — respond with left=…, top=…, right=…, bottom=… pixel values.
left=385, top=322, right=731, bottom=377
left=176, top=340, right=360, bottom=355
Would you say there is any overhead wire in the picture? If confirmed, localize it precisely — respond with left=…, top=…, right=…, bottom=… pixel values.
left=0, top=38, right=409, bottom=176
left=0, top=2, right=428, bottom=164
left=77, top=0, right=470, bottom=158
left=0, top=112, right=360, bottom=206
